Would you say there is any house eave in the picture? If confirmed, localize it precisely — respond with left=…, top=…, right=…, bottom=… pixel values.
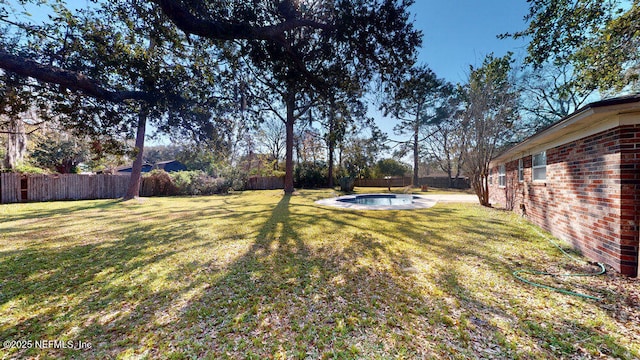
left=491, top=94, right=640, bottom=166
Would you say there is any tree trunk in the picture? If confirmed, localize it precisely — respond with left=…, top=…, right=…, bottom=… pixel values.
left=481, top=173, right=489, bottom=206
left=3, top=117, right=27, bottom=170
left=284, top=93, right=295, bottom=194
left=327, top=103, right=335, bottom=188
left=453, top=166, right=461, bottom=188
left=413, top=124, right=419, bottom=187
left=472, top=172, right=490, bottom=207
left=124, top=110, right=147, bottom=200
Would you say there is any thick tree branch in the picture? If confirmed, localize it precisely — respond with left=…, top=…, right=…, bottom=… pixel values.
left=152, top=0, right=333, bottom=41
left=0, top=48, right=152, bottom=103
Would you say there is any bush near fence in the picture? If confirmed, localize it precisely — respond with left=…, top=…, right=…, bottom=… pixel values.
left=140, top=170, right=233, bottom=196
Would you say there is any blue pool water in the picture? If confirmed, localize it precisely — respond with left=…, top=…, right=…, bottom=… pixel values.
left=338, top=194, right=415, bottom=206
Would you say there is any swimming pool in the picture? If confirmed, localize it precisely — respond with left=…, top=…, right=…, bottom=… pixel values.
left=338, top=194, right=414, bottom=205
left=315, top=193, right=437, bottom=210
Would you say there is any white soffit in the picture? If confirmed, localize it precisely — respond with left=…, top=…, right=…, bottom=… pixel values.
left=491, top=101, right=640, bottom=165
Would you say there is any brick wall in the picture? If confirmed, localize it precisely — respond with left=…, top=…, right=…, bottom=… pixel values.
left=489, top=125, right=639, bottom=276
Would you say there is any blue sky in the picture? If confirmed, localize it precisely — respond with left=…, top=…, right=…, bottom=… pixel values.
left=376, top=1, right=532, bottom=146
left=409, top=1, right=531, bottom=84
left=8, top=0, right=534, bottom=148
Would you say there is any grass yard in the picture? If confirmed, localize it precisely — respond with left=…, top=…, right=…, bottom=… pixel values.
left=0, top=189, right=638, bottom=359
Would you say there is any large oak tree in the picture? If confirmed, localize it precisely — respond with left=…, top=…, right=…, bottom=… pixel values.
left=1, top=0, right=421, bottom=195
left=0, top=0, right=236, bottom=198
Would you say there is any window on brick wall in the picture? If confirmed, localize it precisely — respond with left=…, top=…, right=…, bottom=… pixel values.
left=498, top=164, right=506, bottom=187
left=518, top=159, right=524, bottom=182
left=488, top=169, right=493, bottom=185
left=533, top=151, right=547, bottom=181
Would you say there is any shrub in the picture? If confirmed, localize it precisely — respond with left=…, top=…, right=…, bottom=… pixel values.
left=13, top=163, right=48, bottom=174
left=170, top=171, right=204, bottom=195
left=217, top=167, right=247, bottom=191
left=338, top=177, right=355, bottom=192
left=197, top=176, right=233, bottom=195
left=294, top=161, right=328, bottom=188
left=141, top=170, right=236, bottom=196
left=141, top=170, right=178, bottom=196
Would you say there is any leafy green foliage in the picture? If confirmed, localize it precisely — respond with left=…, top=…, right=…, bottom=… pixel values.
left=382, top=65, right=451, bottom=185
left=169, top=170, right=233, bottom=195
left=30, top=137, right=89, bottom=173
left=140, top=169, right=178, bottom=196
left=11, top=162, right=48, bottom=174
left=175, top=146, right=219, bottom=175
left=216, top=166, right=247, bottom=191
left=372, top=158, right=410, bottom=177
left=294, top=161, right=328, bottom=188
left=0, top=73, right=45, bottom=170
left=338, top=176, right=355, bottom=192
left=509, top=0, right=640, bottom=92
left=340, top=129, right=388, bottom=179
left=140, top=170, right=234, bottom=196
left=143, top=145, right=183, bottom=165
left=1, top=0, right=422, bottom=197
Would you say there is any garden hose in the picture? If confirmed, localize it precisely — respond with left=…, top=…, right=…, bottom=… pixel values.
left=513, top=228, right=606, bottom=301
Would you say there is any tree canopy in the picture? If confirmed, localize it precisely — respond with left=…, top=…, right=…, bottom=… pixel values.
left=382, top=64, right=450, bottom=186
left=508, top=0, right=640, bottom=92
left=0, top=0, right=421, bottom=195
left=461, top=53, right=520, bottom=206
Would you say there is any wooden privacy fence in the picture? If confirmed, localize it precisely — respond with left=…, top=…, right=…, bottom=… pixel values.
left=246, top=176, right=285, bottom=190
left=1, top=173, right=131, bottom=204
left=354, top=176, right=470, bottom=189
left=354, top=177, right=412, bottom=188
left=420, top=177, right=470, bottom=189
left=0, top=173, right=21, bottom=204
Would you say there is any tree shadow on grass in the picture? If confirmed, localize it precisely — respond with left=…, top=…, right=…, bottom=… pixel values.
left=0, top=202, right=236, bottom=358
left=152, top=195, right=447, bottom=358
left=1, top=194, right=637, bottom=359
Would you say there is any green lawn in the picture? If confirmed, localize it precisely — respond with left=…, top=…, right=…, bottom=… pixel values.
left=0, top=189, right=637, bottom=359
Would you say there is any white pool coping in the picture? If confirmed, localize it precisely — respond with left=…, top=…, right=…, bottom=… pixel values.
left=315, top=193, right=478, bottom=210
left=314, top=193, right=437, bottom=210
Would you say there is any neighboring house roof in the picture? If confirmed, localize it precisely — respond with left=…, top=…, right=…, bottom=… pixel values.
left=116, top=164, right=153, bottom=173
left=491, top=93, right=640, bottom=166
left=153, top=160, right=187, bottom=172
left=101, top=160, right=187, bottom=174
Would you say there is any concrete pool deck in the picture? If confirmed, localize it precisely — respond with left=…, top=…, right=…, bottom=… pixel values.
left=315, top=193, right=478, bottom=210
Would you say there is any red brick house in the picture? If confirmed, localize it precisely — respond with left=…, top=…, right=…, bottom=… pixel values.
left=488, top=94, right=640, bottom=276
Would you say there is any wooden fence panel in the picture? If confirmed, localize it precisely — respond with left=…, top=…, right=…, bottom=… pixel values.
left=419, top=177, right=470, bottom=189
left=354, top=177, right=411, bottom=187
left=246, top=176, right=285, bottom=190
left=1, top=173, right=21, bottom=204
left=353, top=176, right=470, bottom=189
left=0, top=173, right=131, bottom=203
